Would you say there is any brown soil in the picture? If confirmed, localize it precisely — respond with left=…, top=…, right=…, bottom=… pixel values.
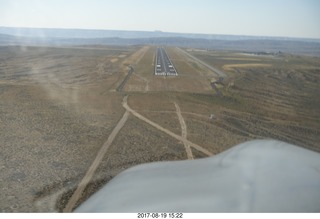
left=1, top=45, right=319, bottom=212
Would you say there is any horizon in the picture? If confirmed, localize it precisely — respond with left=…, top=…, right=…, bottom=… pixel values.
left=0, top=0, right=319, bottom=39
left=1, top=26, right=320, bottom=41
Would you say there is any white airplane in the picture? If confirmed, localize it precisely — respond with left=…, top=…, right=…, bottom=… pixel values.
left=75, top=139, right=320, bottom=212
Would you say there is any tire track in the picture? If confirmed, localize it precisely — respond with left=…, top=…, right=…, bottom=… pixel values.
left=176, top=47, right=226, bottom=77
left=123, top=96, right=213, bottom=156
left=174, top=102, right=193, bottom=160
left=63, top=109, right=130, bottom=212
left=116, top=66, right=134, bottom=91
left=64, top=96, right=212, bottom=212
left=133, top=73, right=150, bottom=92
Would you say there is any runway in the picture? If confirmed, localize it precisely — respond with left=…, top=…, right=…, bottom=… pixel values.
left=155, top=47, right=178, bottom=76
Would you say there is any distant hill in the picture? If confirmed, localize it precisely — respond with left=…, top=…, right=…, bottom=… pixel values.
left=1, top=27, right=320, bottom=56
left=2, top=26, right=320, bottom=42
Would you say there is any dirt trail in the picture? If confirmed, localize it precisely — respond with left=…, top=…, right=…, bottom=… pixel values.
left=64, top=96, right=212, bottom=212
left=122, top=46, right=150, bottom=66
left=223, top=63, right=271, bottom=71
left=123, top=96, right=213, bottom=156
left=176, top=47, right=226, bottom=77
left=174, top=102, right=193, bottom=160
left=63, top=109, right=130, bottom=212
left=133, top=73, right=150, bottom=92
left=137, top=110, right=209, bottom=119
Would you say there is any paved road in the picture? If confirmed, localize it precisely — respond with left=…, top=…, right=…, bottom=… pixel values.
left=155, top=47, right=178, bottom=76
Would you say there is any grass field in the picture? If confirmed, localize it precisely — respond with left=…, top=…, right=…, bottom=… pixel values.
left=1, top=45, right=319, bottom=212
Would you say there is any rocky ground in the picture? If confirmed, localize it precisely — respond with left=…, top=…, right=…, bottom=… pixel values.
left=1, top=45, right=319, bottom=212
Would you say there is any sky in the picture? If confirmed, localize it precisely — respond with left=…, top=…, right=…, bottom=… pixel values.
left=0, top=0, right=319, bottom=39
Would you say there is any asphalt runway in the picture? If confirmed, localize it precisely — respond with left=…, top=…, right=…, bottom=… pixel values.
left=155, top=47, right=178, bottom=76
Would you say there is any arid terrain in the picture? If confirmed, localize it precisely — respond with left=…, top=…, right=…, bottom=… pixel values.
left=0, top=45, right=319, bottom=212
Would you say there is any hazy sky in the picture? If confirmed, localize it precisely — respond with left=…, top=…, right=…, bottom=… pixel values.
left=0, top=0, right=319, bottom=39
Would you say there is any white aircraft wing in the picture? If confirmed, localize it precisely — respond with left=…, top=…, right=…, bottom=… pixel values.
left=75, top=139, right=320, bottom=212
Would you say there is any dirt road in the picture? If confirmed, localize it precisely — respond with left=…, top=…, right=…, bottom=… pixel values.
left=116, top=66, right=134, bottom=91
left=64, top=95, right=212, bottom=212
left=63, top=109, right=130, bottom=212
left=176, top=47, right=226, bottom=77
left=174, top=102, right=193, bottom=159
left=133, top=73, right=150, bottom=92
left=123, top=96, right=213, bottom=156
